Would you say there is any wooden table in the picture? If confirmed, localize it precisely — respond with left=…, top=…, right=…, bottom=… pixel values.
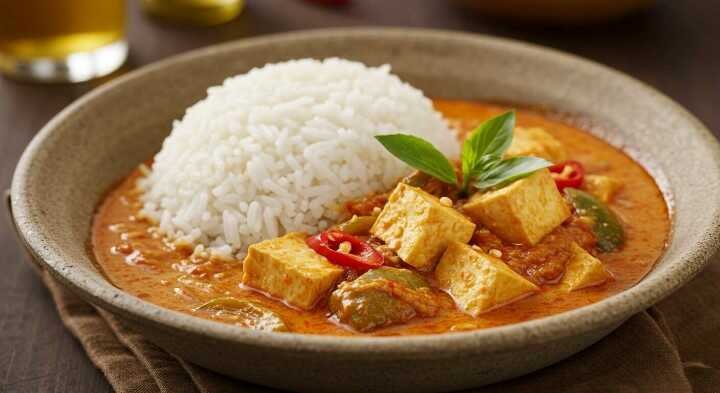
left=1, top=1, right=718, bottom=392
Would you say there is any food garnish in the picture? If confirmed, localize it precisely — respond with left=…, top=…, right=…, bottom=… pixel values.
left=373, top=133, right=458, bottom=185
left=564, top=188, right=625, bottom=252
left=375, top=111, right=551, bottom=195
left=550, top=160, right=585, bottom=191
left=306, top=230, right=384, bottom=271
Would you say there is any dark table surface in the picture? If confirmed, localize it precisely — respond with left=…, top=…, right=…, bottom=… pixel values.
left=1, top=1, right=719, bottom=392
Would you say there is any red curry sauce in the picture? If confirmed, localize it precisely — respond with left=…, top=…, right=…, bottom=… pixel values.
left=91, top=100, right=670, bottom=336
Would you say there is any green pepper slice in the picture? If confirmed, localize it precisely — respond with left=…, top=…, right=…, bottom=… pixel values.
left=329, top=267, right=433, bottom=332
left=360, top=266, right=430, bottom=289
left=335, top=215, right=377, bottom=235
left=564, top=187, right=625, bottom=252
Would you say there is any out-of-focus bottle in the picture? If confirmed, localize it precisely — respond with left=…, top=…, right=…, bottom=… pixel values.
left=141, top=0, right=245, bottom=26
left=0, top=0, right=127, bottom=83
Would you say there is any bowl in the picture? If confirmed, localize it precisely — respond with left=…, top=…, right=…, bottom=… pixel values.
left=9, top=28, right=720, bottom=393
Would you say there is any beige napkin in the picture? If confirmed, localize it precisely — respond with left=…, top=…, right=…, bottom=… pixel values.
left=32, top=261, right=720, bottom=393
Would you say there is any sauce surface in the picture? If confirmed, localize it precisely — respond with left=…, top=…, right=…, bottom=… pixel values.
left=91, top=100, right=670, bottom=336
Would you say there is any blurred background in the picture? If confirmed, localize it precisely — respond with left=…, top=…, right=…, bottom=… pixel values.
left=1, top=0, right=718, bottom=391
left=0, top=0, right=696, bottom=84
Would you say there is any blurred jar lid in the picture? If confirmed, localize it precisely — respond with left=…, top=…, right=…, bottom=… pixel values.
left=141, top=0, right=245, bottom=26
left=453, top=0, right=656, bottom=25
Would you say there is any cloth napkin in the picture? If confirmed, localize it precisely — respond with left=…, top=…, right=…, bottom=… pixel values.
left=31, top=258, right=720, bottom=393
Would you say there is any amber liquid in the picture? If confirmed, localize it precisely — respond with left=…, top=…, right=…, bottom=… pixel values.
left=141, top=0, right=244, bottom=26
left=0, top=0, right=125, bottom=60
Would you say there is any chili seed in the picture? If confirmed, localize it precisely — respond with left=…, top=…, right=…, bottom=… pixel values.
left=439, top=196, right=453, bottom=207
left=337, top=241, right=352, bottom=253
left=489, top=249, right=503, bottom=258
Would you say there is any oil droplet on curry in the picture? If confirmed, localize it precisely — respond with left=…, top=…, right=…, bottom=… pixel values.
left=92, top=101, right=670, bottom=336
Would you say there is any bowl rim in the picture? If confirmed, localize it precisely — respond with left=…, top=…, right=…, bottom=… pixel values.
left=11, top=27, right=720, bottom=355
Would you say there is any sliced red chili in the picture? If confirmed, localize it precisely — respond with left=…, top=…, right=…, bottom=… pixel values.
left=549, top=160, right=585, bottom=191
left=306, top=230, right=384, bottom=271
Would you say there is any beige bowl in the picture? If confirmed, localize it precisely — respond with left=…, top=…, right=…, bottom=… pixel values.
left=9, top=28, right=720, bottom=393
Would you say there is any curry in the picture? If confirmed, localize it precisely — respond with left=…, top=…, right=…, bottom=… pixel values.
left=91, top=100, right=669, bottom=336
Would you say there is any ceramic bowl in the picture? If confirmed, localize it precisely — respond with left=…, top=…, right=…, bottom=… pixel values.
left=9, top=28, right=720, bottom=393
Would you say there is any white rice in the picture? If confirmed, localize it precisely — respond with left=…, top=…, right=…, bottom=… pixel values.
left=138, top=58, right=458, bottom=259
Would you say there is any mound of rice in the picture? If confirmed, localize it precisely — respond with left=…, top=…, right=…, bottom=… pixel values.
left=138, top=58, right=458, bottom=259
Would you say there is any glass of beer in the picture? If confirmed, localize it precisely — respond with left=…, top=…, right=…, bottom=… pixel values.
left=0, top=0, right=127, bottom=83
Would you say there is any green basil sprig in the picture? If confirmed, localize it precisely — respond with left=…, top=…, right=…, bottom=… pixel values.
left=373, top=134, right=458, bottom=185
left=375, top=111, right=551, bottom=194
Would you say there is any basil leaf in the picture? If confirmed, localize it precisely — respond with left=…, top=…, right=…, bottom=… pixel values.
left=461, top=111, right=515, bottom=179
left=465, top=154, right=501, bottom=179
left=473, top=156, right=551, bottom=191
left=375, top=134, right=458, bottom=185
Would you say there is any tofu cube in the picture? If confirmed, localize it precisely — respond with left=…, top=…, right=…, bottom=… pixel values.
left=584, top=174, right=622, bottom=203
left=241, top=232, right=343, bottom=310
left=463, top=169, right=570, bottom=245
left=562, top=243, right=613, bottom=291
left=506, top=127, right=567, bottom=163
left=436, top=241, right=539, bottom=316
left=370, top=183, right=476, bottom=271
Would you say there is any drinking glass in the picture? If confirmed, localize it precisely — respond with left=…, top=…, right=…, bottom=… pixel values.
left=0, top=0, right=127, bottom=83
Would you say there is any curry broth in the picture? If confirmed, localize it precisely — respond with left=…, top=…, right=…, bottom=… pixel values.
left=91, top=100, right=670, bottom=336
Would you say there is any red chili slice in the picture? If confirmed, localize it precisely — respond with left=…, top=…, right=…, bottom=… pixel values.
left=306, top=230, right=384, bottom=271
left=549, top=160, right=585, bottom=191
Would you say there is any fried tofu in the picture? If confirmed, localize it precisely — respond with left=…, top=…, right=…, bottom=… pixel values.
left=463, top=169, right=570, bottom=245
left=584, top=174, right=622, bottom=203
left=562, top=243, right=612, bottom=291
left=506, top=127, right=567, bottom=163
left=505, top=127, right=567, bottom=162
left=436, top=241, right=539, bottom=316
left=241, top=232, right=343, bottom=310
left=370, top=183, right=476, bottom=271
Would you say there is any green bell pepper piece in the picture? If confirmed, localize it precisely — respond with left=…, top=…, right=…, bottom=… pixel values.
left=564, top=187, right=625, bottom=252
